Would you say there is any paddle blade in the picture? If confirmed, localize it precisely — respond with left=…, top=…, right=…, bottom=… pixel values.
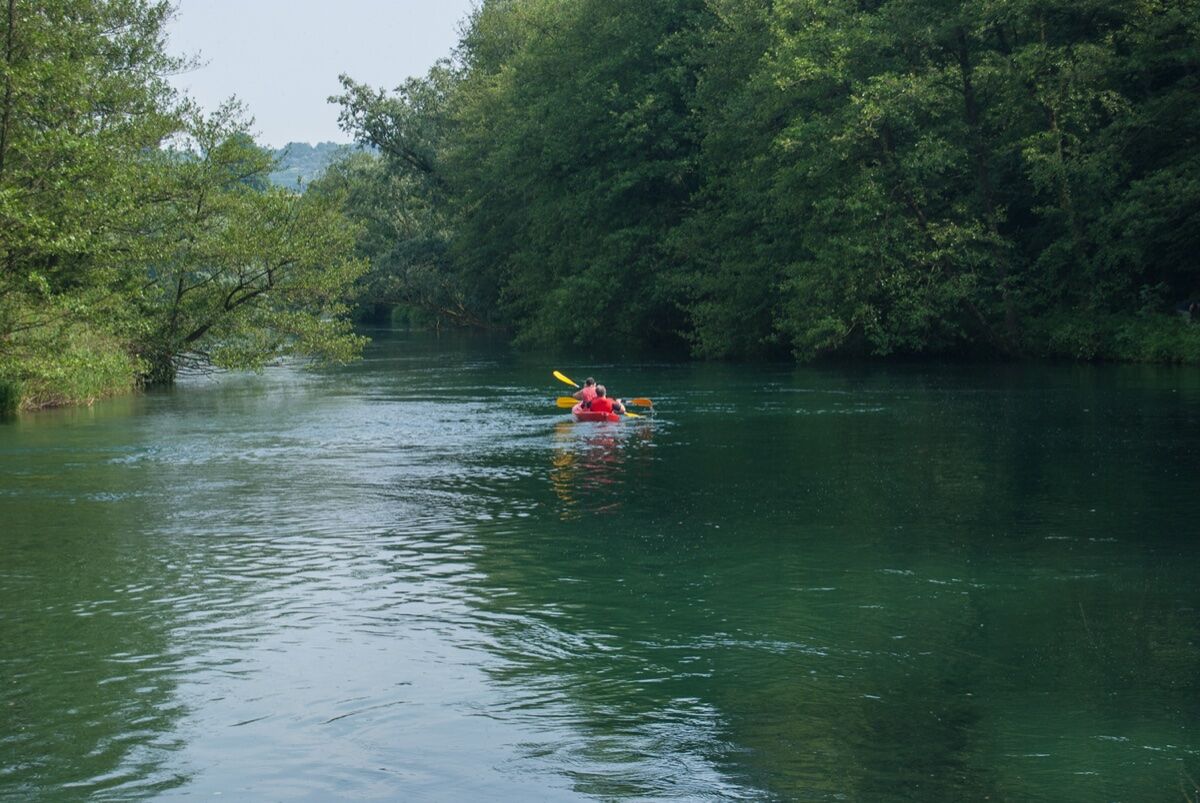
left=627, top=397, right=653, bottom=407
left=623, top=411, right=643, bottom=419
left=556, top=396, right=577, bottom=408
left=553, top=370, right=579, bottom=388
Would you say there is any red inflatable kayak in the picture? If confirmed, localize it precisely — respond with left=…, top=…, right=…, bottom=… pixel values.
left=572, top=402, right=620, bottom=423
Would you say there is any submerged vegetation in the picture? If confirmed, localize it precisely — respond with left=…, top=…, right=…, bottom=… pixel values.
left=324, top=0, right=1200, bottom=362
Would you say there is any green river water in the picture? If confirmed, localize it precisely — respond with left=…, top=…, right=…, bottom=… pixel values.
left=2, top=329, right=1199, bottom=800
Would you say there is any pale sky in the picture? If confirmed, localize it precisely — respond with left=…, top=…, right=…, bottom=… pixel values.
left=166, top=0, right=477, bottom=148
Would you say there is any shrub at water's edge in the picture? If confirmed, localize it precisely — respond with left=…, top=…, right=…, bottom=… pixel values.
left=0, top=379, right=19, bottom=417
left=0, top=326, right=141, bottom=411
left=1025, top=313, right=1200, bottom=363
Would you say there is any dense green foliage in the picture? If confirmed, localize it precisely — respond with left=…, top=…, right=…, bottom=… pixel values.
left=0, top=0, right=365, bottom=408
left=326, top=0, right=1200, bottom=361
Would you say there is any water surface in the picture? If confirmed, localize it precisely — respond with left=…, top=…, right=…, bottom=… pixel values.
left=2, top=330, right=1199, bottom=800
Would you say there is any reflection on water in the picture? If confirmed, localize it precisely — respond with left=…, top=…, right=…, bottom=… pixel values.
left=550, top=421, right=655, bottom=520
left=2, top=330, right=1200, bottom=800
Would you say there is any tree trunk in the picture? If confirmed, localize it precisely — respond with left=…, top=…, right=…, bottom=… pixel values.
left=141, top=353, right=177, bottom=386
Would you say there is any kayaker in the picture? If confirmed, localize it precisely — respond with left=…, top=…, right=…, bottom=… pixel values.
left=573, top=377, right=598, bottom=403
left=587, top=385, right=625, bottom=416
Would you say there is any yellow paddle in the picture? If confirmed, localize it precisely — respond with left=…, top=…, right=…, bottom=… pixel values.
left=557, top=395, right=652, bottom=409
left=556, top=396, right=645, bottom=418
left=554, top=371, right=652, bottom=415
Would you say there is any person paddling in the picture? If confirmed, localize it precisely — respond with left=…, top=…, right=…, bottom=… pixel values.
left=586, top=385, right=625, bottom=416
left=573, top=377, right=598, bottom=403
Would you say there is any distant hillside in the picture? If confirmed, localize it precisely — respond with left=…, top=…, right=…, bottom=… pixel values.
left=268, top=142, right=354, bottom=189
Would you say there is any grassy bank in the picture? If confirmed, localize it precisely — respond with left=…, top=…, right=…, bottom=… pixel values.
left=0, top=328, right=143, bottom=414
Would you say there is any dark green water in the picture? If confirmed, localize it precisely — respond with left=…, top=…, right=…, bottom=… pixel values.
left=2, top=330, right=1199, bottom=800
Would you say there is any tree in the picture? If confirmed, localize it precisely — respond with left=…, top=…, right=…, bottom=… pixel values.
left=329, top=63, right=482, bottom=327
left=324, top=0, right=1200, bottom=364
left=446, top=0, right=711, bottom=350
left=0, top=1, right=370, bottom=407
left=0, top=0, right=182, bottom=404
left=134, top=104, right=367, bottom=383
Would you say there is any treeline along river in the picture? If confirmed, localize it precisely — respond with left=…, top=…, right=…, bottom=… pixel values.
left=2, top=330, right=1199, bottom=800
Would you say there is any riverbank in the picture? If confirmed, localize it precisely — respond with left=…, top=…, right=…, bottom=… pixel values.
left=0, top=329, right=141, bottom=416
left=1024, top=311, right=1200, bottom=363
left=4, top=310, right=1200, bottom=416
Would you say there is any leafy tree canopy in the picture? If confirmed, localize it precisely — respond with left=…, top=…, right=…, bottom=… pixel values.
left=326, top=0, right=1200, bottom=362
left=0, top=0, right=367, bottom=408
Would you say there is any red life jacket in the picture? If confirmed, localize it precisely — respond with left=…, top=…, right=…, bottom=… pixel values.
left=579, top=386, right=597, bottom=403
left=589, top=396, right=614, bottom=414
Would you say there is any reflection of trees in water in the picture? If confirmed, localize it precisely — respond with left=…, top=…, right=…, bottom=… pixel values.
left=464, top=364, right=1200, bottom=799
left=0, top=452, right=190, bottom=797
left=466, top=530, right=1005, bottom=799
left=1, top=392, right=383, bottom=799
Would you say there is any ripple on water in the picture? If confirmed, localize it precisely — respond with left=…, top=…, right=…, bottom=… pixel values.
left=4, top=336, right=1200, bottom=800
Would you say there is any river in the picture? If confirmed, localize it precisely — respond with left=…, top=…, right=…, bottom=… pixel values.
left=2, top=329, right=1199, bottom=800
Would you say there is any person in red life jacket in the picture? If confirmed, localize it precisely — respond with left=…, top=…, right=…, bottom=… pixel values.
left=586, top=385, right=625, bottom=416
left=573, top=377, right=598, bottom=403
